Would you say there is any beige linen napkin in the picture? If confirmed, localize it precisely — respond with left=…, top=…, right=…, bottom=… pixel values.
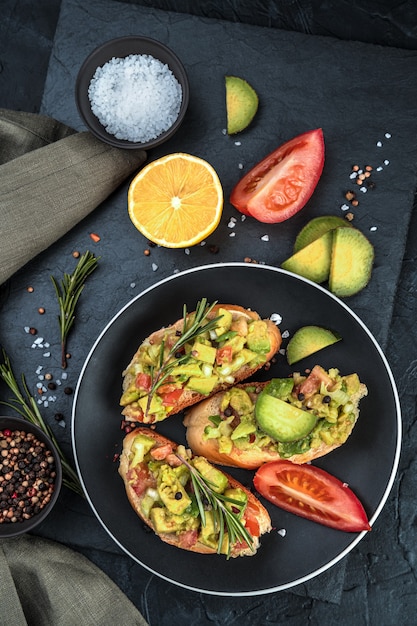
left=0, top=109, right=146, bottom=285
left=0, top=535, right=148, bottom=625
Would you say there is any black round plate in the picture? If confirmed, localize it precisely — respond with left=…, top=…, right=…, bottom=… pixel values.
left=72, top=263, right=401, bottom=596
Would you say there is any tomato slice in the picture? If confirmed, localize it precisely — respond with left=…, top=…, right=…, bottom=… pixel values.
left=230, top=129, right=325, bottom=224
left=135, top=372, right=152, bottom=391
left=160, top=388, right=183, bottom=406
left=253, top=460, right=371, bottom=532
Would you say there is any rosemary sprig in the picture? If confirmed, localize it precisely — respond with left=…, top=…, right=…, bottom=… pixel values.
left=0, top=349, right=84, bottom=497
left=176, top=453, right=255, bottom=558
left=51, top=251, right=99, bottom=369
left=145, top=298, right=223, bottom=417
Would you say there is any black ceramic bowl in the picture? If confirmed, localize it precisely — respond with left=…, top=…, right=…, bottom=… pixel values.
left=75, top=36, right=190, bottom=150
left=0, top=416, right=62, bottom=538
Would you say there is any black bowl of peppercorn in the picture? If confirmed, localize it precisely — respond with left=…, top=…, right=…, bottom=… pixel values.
left=0, top=416, right=62, bottom=538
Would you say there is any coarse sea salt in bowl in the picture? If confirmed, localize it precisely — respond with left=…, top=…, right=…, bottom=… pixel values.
left=75, top=36, right=189, bottom=149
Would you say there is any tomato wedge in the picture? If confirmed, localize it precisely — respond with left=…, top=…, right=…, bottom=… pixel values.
left=230, top=129, right=325, bottom=223
left=253, top=460, right=371, bottom=532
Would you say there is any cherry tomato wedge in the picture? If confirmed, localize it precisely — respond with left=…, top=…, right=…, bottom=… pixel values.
left=230, top=129, right=325, bottom=223
left=253, top=460, right=371, bottom=532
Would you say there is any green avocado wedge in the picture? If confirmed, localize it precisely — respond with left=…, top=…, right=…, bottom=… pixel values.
left=294, top=215, right=352, bottom=252
left=255, top=390, right=317, bottom=442
left=225, top=75, right=259, bottom=135
left=329, top=227, right=375, bottom=297
left=286, top=325, right=342, bottom=365
left=281, top=230, right=333, bottom=283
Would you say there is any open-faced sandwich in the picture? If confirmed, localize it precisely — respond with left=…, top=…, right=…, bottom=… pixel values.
left=120, top=299, right=281, bottom=424
left=118, top=427, right=272, bottom=557
left=184, top=365, right=368, bottom=469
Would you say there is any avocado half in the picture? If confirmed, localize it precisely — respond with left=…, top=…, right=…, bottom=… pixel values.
left=225, top=75, right=259, bottom=135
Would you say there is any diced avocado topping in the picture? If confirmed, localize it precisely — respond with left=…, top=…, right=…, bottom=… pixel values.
left=215, top=307, right=233, bottom=336
left=200, top=369, right=365, bottom=457
left=192, top=457, right=229, bottom=493
left=191, top=341, right=217, bottom=364
left=157, top=466, right=192, bottom=515
left=187, top=375, right=219, bottom=395
left=130, top=434, right=156, bottom=467
left=246, top=320, right=271, bottom=354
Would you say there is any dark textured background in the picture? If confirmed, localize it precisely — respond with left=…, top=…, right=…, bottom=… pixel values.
left=1, top=1, right=417, bottom=624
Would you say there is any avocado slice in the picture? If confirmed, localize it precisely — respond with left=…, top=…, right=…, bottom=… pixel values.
left=281, top=230, right=333, bottom=283
left=286, top=325, right=342, bottom=365
left=329, top=227, right=374, bottom=297
left=255, top=391, right=317, bottom=442
left=294, top=215, right=352, bottom=252
left=225, top=75, right=259, bottom=135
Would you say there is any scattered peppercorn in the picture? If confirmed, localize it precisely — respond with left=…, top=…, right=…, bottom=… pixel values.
left=29, top=327, right=37, bottom=335
left=174, top=492, right=183, bottom=500
left=72, top=251, right=80, bottom=258
left=143, top=249, right=151, bottom=256
left=64, top=387, right=73, bottom=395
left=44, top=373, right=53, bottom=381
left=208, top=245, right=219, bottom=254
left=27, top=286, right=34, bottom=293
left=345, top=190, right=356, bottom=201
left=65, top=353, right=71, bottom=361
left=54, top=413, right=65, bottom=422
left=38, top=307, right=45, bottom=315
left=346, top=212, right=354, bottom=221
left=47, top=382, right=57, bottom=391
left=322, top=395, right=331, bottom=404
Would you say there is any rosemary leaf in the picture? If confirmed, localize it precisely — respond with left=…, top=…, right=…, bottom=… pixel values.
left=177, top=453, right=255, bottom=558
left=51, top=251, right=99, bottom=369
left=144, top=299, right=223, bottom=418
left=0, top=349, right=84, bottom=497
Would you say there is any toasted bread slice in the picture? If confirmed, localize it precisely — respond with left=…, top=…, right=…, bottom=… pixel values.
left=184, top=367, right=368, bottom=469
left=118, top=427, right=272, bottom=557
left=120, top=303, right=281, bottom=424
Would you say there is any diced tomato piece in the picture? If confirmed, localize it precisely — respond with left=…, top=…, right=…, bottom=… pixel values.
left=294, top=365, right=333, bottom=398
left=216, top=345, right=233, bottom=365
left=160, top=388, right=183, bottom=406
left=150, top=443, right=174, bottom=461
left=129, top=465, right=156, bottom=497
left=254, top=460, right=371, bottom=532
left=135, top=372, right=152, bottom=391
left=178, top=529, right=198, bottom=549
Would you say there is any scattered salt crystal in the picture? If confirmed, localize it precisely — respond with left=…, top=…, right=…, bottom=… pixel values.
left=88, top=54, right=183, bottom=143
left=279, top=348, right=286, bottom=355
left=58, top=420, right=66, bottom=428
left=370, top=226, right=378, bottom=232
left=234, top=141, right=241, bottom=146
left=24, top=326, right=30, bottom=333
left=341, top=204, right=350, bottom=211
left=228, top=220, right=236, bottom=228
left=37, top=375, right=44, bottom=381
left=222, top=128, right=227, bottom=135
left=200, top=241, right=206, bottom=246
left=384, top=159, right=390, bottom=165
left=36, top=366, right=43, bottom=375
left=173, top=268, right=180, bottom=274
left=184, top=248, right=190, bottom=255
left=43, top=352, right=51, bottom=358
left=277, top=528, right=287, bottom=537
left=270, top=313, right=282, bottom=325
left=229, top=232, right=236, bottom=237
left=36, top=382, right=43, bottom=389
left=151, top=263, right=158, bottom=272
left=37, top=399, right=43, bottom=405
left=376, top=166, right=383, bottom=171
left=241, top=215, right=246, bottom=221
left=48, top=396, right=56, bottom=402
left=43, top=401, right=49, bottom=408
left=376, top=141, right=383, bottom=147
left=56, top=379, right=62, bottom=386
left=130, top=282, right=136, bottom=288
left=349, top=172, right=357, bottom=179
left=44, top=342, right=50, bottom=348
left=31, top=343, right=37, bottom=349
left=385, top=132, right=392, bottom=138
left=61, top=372, right=68, bottom=380
left=34, top=337, right=43, bottom=345
left=261, top=234, right=269, bottom=242
left=359, top=187, right=367, bottom=193
left=343, top=482, right=349, bottom=488
left=238, top=163, right=244, bottom=169
left=282, top=330, right=290, bottom=339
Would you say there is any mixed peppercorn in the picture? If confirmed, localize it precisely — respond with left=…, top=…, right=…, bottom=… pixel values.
left=0, top=428, right=57, bottom=524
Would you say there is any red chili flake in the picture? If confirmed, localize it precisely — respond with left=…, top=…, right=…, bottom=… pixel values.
left=11, top=492, right=18, bottom=499
left=27, top=487, right=37, bottom=497
left=112, top=453, right=120, bottom=463
left=3, top=429, right=11, bottom=437
left=90, top=233, right=101, bottom=243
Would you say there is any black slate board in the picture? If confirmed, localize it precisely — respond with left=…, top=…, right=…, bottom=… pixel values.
left=40, top=0, right=417, bottom=351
